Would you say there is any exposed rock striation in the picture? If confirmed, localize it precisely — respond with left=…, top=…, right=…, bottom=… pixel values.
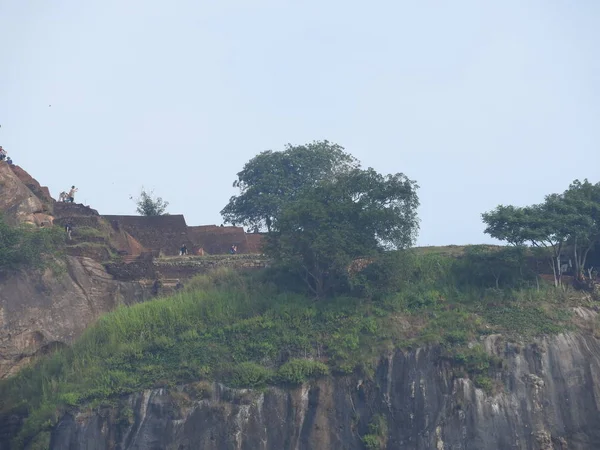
left=45, top=332, right=600, bottom=450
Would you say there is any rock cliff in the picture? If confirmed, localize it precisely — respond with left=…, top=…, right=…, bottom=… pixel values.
left=44, top=332, right=600, bottom=450
left=0, top=257, right=150, bottom=379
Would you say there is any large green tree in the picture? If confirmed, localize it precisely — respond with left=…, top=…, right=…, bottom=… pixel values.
left=221, top=141, right=359, bottom=231
left=266, top=168, right=419, bottom=297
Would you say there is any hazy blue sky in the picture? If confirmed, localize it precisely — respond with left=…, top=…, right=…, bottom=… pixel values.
left=1, top=0, right=598, bottom=246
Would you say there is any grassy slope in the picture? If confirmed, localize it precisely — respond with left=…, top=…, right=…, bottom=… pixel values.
left=0, top=255, right=590, bottom=448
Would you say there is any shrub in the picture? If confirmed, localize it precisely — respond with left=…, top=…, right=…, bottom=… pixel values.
left=350, top=250, right=417, bottom=299
left=362, top=434, right=381, bottom=450
left=473, top=375, right=494, bottom=395
left=277, top=359, right=329, bottom=385
left=227, top=362, right=273, bottom=388
left=361, top=414, right=388, bottom=449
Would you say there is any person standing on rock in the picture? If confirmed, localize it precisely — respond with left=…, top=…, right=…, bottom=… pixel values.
left=68, top=186, right=78, bottom=203
left=65, top=222, right=73, bottom=240
left=179, top=244, right=188, bottom=256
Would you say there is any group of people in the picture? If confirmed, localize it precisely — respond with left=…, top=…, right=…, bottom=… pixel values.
left=0, top=146, right=13, bottom=165
left=58, top=186, right=78, bottom=203
left=177, top=244, right=239, bottom=256
left=179, top=245, right=206, bottom=256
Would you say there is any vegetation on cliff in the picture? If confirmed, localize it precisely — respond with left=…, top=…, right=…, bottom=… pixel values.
left=0, top=251, right=583, bottom=448
left=0, top=142, right=598, bottom=449
left=0, top=214, right=64, bottom=272
left=483, top=179, right=600, bottom=286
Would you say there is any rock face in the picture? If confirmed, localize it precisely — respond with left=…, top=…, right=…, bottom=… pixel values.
left=0, top=257, right=150, bottom=379
left=46, top=333, right=600, bottom=450
left=0, top=163, right=52, bottom=226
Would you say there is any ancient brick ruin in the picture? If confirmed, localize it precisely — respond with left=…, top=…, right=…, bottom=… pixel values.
left=0, top=162, right=264, bottom=258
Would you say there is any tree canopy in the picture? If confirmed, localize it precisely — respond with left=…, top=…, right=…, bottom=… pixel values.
left=222, top=141, right=419, bottom=297
left=482, top=179, right=600, bottom=286
left=134, top=189, right=169, bottom=216
left=221, top=141, right=359, bottom=231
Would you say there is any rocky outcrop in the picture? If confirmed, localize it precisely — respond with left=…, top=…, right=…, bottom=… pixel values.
left=0, top=163, right=52, bottom=227
left=7, top=165, right=54, bottom=208
left=0, top=257, right=150, bottom=379
left=44, top=332, right=600, bottom=450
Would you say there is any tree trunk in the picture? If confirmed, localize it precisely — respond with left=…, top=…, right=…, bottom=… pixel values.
left=550, top=258, right=558, bottom=288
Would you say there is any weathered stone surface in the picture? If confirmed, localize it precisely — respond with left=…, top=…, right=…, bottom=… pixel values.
left=153, top=254, right=269, bottom=279
left=44, top=332, right=600, bottom=450
left=0, top=163, right=52, bottom=226
left=0, top=257, right=150, bottom=379
left=7, top=165, right=54, bottom=208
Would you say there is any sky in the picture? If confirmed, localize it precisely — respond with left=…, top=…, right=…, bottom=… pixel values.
left=0, top=0, right=598, bottom=246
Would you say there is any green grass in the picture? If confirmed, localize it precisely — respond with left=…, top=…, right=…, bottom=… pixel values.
left=0, top=257, right=583, bottom=448
left=71, top=226, right=107, bottom=239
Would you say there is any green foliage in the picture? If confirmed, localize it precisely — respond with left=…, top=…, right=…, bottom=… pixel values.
left=72, top=226, right=107, bottom=239
left=221, top=141, right=419, bottom=297
left=362, top=435, right=381, bottom=450
left=454, top=245, right=533, bottom=289
left=221, top=140, right=359, bottom=231
left=349, top=250, right=416, bottom=299
left=482, top=179, right=600, bottom=287
left=134, top=188, right=169, bottom=216
left=0, top=252, right=581, bottom=446
left=227, top=362, right=273, bottom=388
left=362, top=414, right=388, bottom=449
left=0, top=214, right=64, bottom=272
left=267, top=167, right=419, bottom=297
left=473, top=376, right=494, bottom=395
left=277, top=359, right=329, bottom=384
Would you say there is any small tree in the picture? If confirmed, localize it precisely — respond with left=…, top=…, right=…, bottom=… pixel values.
left=134, top=189, right=169, bottom=216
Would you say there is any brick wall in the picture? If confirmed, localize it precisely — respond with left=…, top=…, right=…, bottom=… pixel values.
left=187, top=225, right=249, bottom=254
left=103, top=215, right=193, bottom=256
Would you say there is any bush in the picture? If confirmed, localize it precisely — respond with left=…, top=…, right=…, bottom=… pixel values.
left=361, top=414, right=388, bottom=449
left=362, top=434, right=381, bottom=450
left=473, top=375, right=494, bottom=395
left=350, top=250, right=416, bottom=299
left=277, top=359, right=329, bottom=384
left=227, top=362, right=273, bottom=388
